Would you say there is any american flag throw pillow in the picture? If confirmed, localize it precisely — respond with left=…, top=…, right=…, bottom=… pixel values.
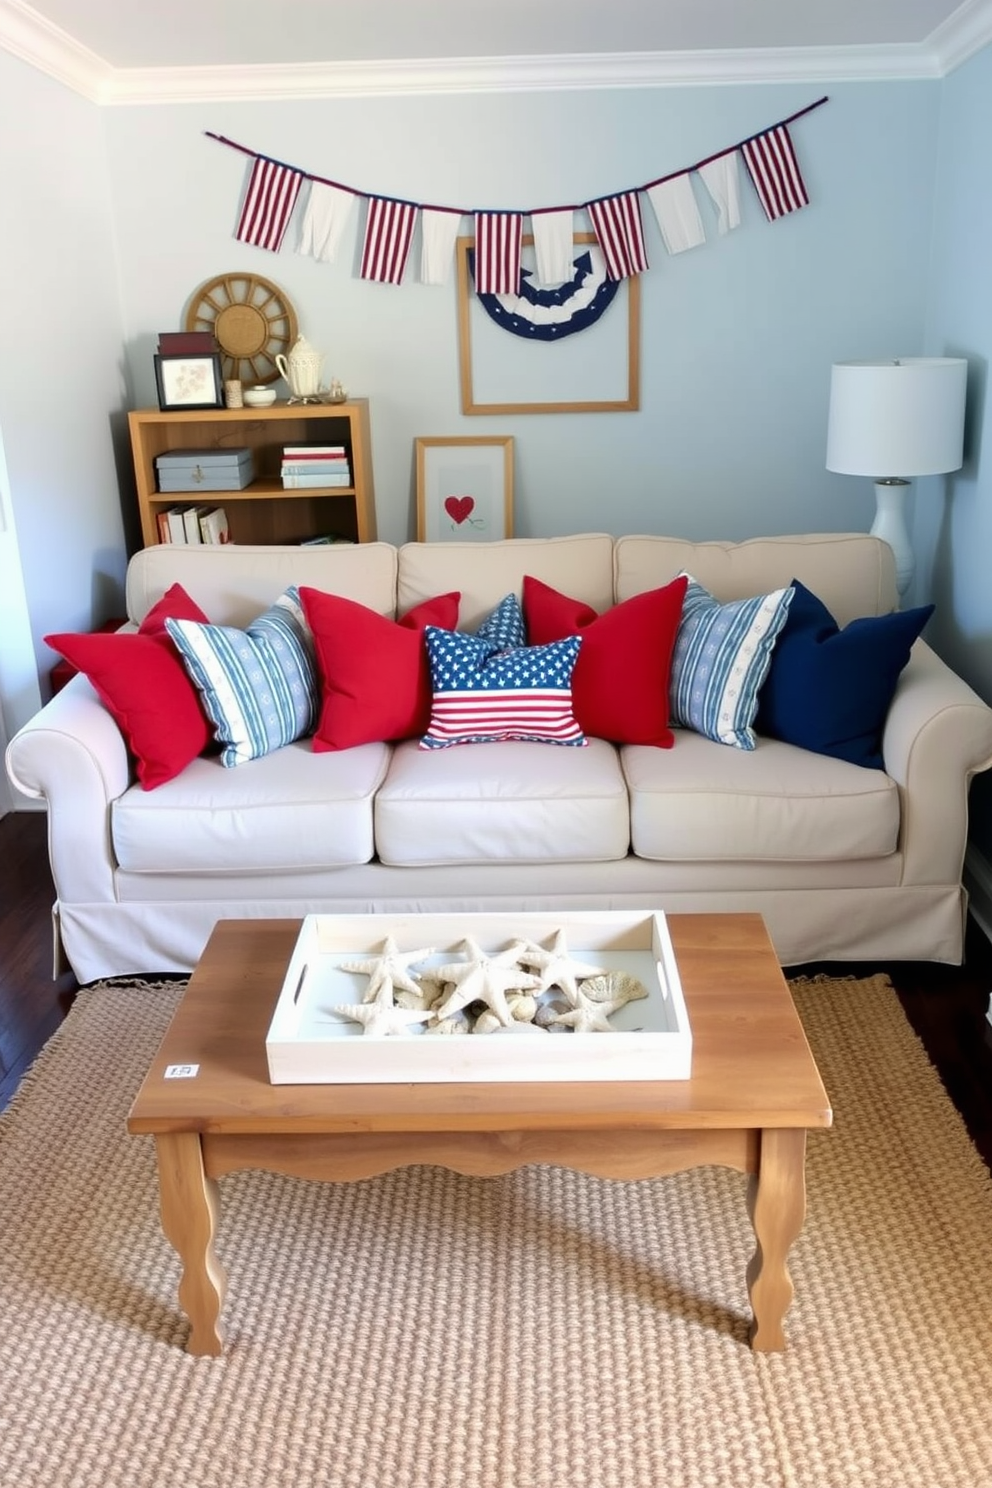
left=420, top=627, right=586, bottom=749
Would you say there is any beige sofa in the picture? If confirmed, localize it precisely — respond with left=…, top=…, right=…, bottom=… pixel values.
left=8, top=531, right=992, bottom=982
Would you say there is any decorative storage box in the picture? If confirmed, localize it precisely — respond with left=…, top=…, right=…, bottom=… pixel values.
left=266, top=911, right=692, bottom=1084
left=155, top=447, right=254, bottom=492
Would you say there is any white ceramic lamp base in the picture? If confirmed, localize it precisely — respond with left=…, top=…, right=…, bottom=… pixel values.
left=869, top=479, right=914, bottom=598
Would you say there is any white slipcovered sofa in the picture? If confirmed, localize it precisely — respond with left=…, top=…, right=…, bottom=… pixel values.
left=8, top=531, right=992, bottom=982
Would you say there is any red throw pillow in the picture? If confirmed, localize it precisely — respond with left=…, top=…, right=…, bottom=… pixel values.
left=300, top=588, right=461, bottom=750
left=45, top=583, right=213, bottom=790
left=522, top=574, right=688, bottom=746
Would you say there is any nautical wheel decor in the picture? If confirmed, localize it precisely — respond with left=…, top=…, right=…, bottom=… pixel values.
left=184, top=272, right=298, bottom=386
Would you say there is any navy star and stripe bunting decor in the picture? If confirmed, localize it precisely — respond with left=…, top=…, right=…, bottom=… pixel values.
left=208, top=96, right=827, bottom=297
left=469, top=247, right=619, bottom=341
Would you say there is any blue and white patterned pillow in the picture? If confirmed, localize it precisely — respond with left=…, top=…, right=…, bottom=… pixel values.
left=669, top=574, right=794, bottom=749
left=166, top=586, right=318, bottom=766
left=474, top=592, right=526, bottom=653
left=420, top=626, right=586, bottom=748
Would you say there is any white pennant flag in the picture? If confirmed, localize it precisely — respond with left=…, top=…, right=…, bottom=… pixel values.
left=298, top=181, right=357, bottom=263
left=646, top=174, right=706, bottom=255
left=697, top=153, right=742, bottom=236
left=531, top=209, right=574, bottom=285
left=421, top=208, right=462, bottom=285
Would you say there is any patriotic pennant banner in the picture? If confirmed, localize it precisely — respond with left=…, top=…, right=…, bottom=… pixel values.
left=211, top=95, right=824, bottom=299
left=473, top=212, right=523, bottom=295
left=360, top=196, right=418, bottom=285
left=235, top=158, right=304, bottom=253
left=741, top=125, right=809, bottom=222
left=586, top=192, right=648, bottom=282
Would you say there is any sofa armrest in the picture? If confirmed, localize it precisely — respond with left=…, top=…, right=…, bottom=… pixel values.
left=4, top=677, right=131, bottom=904
left=882, top=640, right=992, bottom=886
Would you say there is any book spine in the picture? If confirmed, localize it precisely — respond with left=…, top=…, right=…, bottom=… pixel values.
left=282, top=445, right=346, bottom=455
left=280, top=462, right=351, bottom=475
left=182, top=507, right=203, bottom=544
left=281, top=473, right=352, bottom=488
left=156, top=510, right=172, bottom=544
left=166, top=507, right=188, bottom=543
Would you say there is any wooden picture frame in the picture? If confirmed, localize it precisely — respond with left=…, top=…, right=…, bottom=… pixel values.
left=456, top=233, right=641, bottom=416
left=415, top=436, right=514, bottom=542
left=153, top=352, right=225, bottom=411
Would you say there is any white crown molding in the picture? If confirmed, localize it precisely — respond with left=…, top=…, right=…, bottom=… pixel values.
left=3, top=0, right=992, bottom=104
left=0, top=0, right=111, bottom=101
left=929, top=0, right=992, bottom=73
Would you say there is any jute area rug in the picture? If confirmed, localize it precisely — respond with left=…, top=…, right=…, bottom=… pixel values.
left=2, top=975, right=991, bottom=1488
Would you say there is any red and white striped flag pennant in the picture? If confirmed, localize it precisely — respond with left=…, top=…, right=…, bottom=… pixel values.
left=360, top=196, right=418, bottom=285
left=586, top=191, right=648, bottom=281
left=741, top=125, right=809, bottom=221
left=473, top=212, right=522, bottom=295
left=234, top=157, right=304, bottom=252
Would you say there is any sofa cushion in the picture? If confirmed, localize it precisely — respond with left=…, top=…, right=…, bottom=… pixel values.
left=301, top=588, right=460, bottom=750
left=421, top=628, right=586, bottom=748
left=522, top=574, right=687, bottom=746
left=112, top=739, right=389, bottom=873
left=669, top=576, right=794, bottom=749
left=397, top=533, right=615, bottom=627
left=45, top=583, right=212, bottom=791
left=613, top=532, right=897, bottom=627
left=623, top=730, right=900, bottom=862
left=375, top=737, right=629, bottom=866
left=166, top=587, right=318, bottom=766
left=754, top=579, right=934, bottom=770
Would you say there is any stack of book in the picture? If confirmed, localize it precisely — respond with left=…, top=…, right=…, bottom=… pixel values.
left=281, top=444, right=351, bottom=489
left=156, top=506, right=231, bottom=544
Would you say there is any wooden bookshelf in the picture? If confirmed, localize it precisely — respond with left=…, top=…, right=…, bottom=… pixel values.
left=127, top=400, right=377, bottom=547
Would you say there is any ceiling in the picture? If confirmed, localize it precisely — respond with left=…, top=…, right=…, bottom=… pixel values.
left=2, top=0, right=992, bottom=102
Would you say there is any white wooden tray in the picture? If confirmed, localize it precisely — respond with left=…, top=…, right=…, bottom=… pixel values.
left=266, top=911, right=692, bottom=1084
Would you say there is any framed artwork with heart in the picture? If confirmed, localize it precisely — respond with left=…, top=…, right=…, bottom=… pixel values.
left=415, top=436, right=514, bottom=542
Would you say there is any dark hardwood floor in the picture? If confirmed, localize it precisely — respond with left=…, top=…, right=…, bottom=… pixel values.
left=2, top=809, right=992, bottom=1171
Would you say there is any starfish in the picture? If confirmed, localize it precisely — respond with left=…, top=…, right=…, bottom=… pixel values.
left=433, top=937, right=540, bottom=1027
left=331, top=1000, right=435, bottom=1037
left=339, top=935, right=434, bottom=1003
left=551, top=988, right=627, bottom=1033
left=516, top=930, right=605, bottom=1005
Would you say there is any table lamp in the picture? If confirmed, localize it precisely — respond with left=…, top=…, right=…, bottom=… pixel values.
left=825, top=357, right=967, bottom=597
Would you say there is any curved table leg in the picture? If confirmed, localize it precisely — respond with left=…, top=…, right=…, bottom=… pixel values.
left=746, top=1127, right=806, bottom=1352
left=155, top=1132, right=227, bottom=1357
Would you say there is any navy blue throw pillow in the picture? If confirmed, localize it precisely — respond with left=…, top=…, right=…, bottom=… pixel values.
left=754, top=579, right=934, bottom=770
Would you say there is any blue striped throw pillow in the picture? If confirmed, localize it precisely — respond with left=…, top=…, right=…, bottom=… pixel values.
left=420, top=626, right=586, bottom=748
left=669, top=575, right=794, bottom=749
left=166, top=586, right=318, bottom=766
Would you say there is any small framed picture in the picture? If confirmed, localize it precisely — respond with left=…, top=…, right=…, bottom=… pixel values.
left=154, top=353, right=225, bottom=411
left=415, top=436, right=514, bottom=542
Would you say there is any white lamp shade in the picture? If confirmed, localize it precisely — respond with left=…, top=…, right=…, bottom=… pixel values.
left=826, top=357, right=967, bottom=478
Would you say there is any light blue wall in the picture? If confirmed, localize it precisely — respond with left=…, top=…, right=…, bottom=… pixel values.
left=104, top=83, right=938, bottom=546
left=0, top=48, right=128, bottom=716
left=921, top=40, right=992, bottom=858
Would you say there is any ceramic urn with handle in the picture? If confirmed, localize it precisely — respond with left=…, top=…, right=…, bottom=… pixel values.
left=275, top=336, right=325, bottom=399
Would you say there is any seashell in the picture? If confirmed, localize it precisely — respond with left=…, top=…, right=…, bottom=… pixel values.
left=473, top=1010, right=502, bottom=1035
left=424, top=1012, right=470, bottom=1036
left=508, top=993, right=538, bottom=1023
left=579, top=972, right=649, bottom=1006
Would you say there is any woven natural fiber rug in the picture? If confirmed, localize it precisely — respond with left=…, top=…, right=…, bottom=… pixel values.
left=2, top=974, right=991, bottom=1488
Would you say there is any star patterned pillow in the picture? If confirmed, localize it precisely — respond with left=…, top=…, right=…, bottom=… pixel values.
left=473, top=592, right=526, bottom=653
left=420, top=627, right=586, bottom=748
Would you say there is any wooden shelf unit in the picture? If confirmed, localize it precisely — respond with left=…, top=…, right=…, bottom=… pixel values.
left=127, top=400, right=377, bottom=547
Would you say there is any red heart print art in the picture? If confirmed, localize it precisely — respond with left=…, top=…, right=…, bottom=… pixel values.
left=444, top=495, right=475, bottom=525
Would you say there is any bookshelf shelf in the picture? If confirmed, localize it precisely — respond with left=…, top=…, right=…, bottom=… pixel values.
left=127, top=400, right=377, bottom=547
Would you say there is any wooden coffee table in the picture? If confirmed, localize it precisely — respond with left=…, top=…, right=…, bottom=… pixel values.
left=127, top=914, right=831, bottom=1357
